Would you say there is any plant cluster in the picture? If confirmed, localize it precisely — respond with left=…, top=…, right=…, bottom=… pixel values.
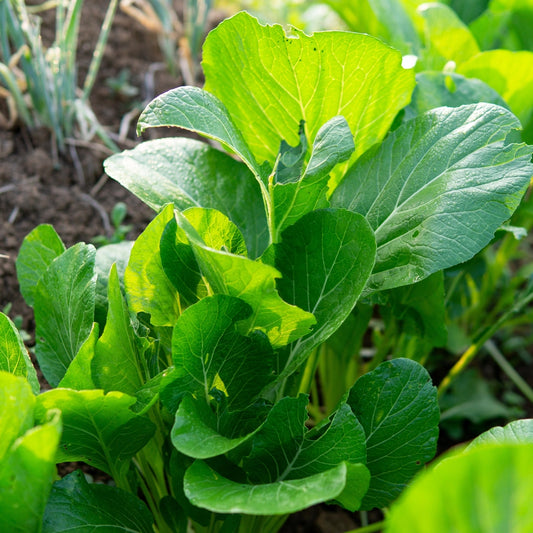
left=1, top=5, right=533, bottom=533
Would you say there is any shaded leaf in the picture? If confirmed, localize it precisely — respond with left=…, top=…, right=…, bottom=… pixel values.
left=269, top=209, right=376, bottom=378
left=348, top=359, right=439, bottom=510
left=43, top=470, right=153, bottom=533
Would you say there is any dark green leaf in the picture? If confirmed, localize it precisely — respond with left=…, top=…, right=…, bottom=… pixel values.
left=161, top=295, right=275, bottom=414
left=404, top=72, right=508, bottom=121
left=43, top=470, right=153, bottom=533
left=348, top=358, right=439, bottom=510
left=270, top=209, right=376, bottom=377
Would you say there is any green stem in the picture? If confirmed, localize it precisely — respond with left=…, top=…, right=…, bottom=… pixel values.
left=345, top=520, right=386, bottom=533
left=298, top=346, right=321, bottom=395
left=484, top=340, right=533, bottom=403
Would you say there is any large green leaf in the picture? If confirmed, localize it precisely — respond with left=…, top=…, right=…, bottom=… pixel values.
left=348, top=359, right=439, bottom=510
left=137, top=87, right=263, bottom=179
left=176, top=211, right=315, bottom=348
left=162, top=295, right=275, bottom=413
left=458, top=50, right=533, bottom=141
left=183, top=395, right=369, bottom=514
left=271, top=116, right=354, bottom=239
left=35, top=389, right=155, bottom=478
left=34, top=243, right=96, bottom=386
left=202, top=11, right=415, bottom=169
left=385, top=443, right=533, bottom=533
left=184, top=460, right=367, bottom=515
left=93, top=264, right=146, bottom=395
left=244, top=396, right=366, bottom=482
left=0, top=373, right=61, bottom=533
left=15, top=224, right=65, bottom=307
left=467, top=419, right=533, bottom=449
left=404, top=72, right=508, bottom=121
left=105, top=138, right=268, bottom=257
left=269, top=209, right=376, bottom=377
left=332, top=103, right=533, bottom=292
left=125, top=204, right=180, bottom=327
left=171, top=395, right=264, bottom=459
left=43, top=470, right=153, bottom=533
left=0, top=313, right=38, bottom=393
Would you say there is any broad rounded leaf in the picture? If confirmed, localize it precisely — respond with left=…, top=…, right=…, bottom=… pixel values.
left=203, top=11, right=415, bottom=168
left=43, top=470, right=153, bottom=533
left=184, top=460, right=369, bottom=515
left=271, top=209, right=376, bottom=377
left=348, top=359, right=439, bottom=510
left=162, top=295, right=275, bottom=413
left=332, top=103, right=533, bottom=292
left=386, top=443, right=533, bottom=533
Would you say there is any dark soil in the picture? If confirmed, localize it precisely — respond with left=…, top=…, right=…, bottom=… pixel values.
left=0, top=2, right=376, bottom=532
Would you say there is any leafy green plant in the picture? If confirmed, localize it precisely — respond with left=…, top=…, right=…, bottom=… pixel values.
left=2, top=10, right=533, bottom=533
left=0, top=0, right=119, bottom=153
